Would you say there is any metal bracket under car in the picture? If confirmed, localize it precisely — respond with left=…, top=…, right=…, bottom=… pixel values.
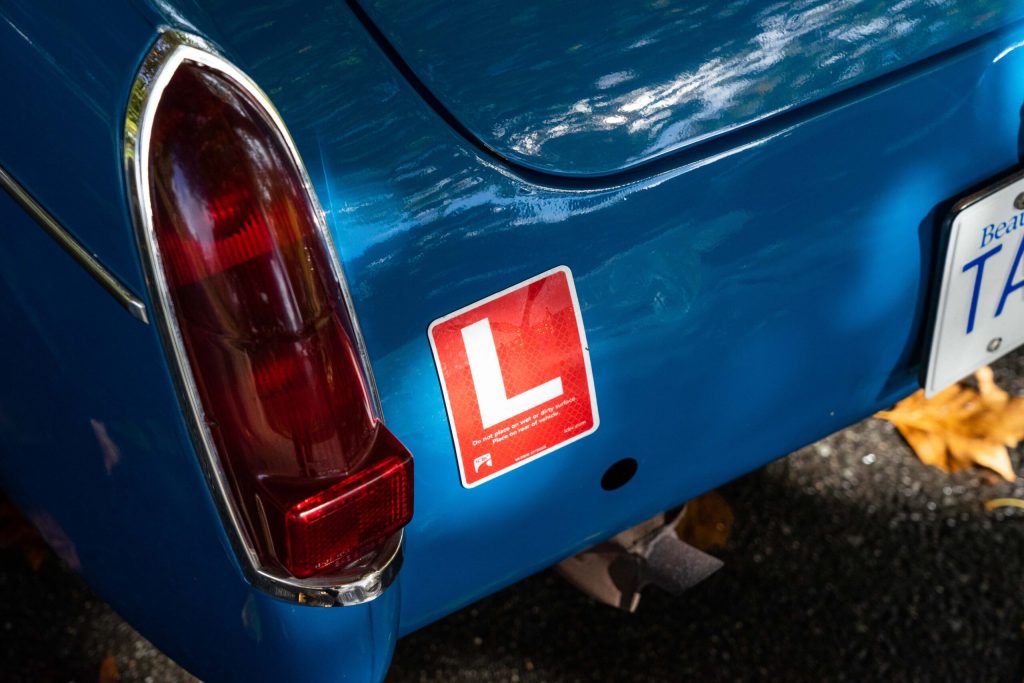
left=556, top=506, right=723, bottom=612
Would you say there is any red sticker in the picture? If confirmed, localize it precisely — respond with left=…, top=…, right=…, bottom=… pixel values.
left=429, top=266, right=599, bottom=488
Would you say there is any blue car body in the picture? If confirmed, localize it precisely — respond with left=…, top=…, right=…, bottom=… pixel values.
left=1, top=0, right=1023, bottom=679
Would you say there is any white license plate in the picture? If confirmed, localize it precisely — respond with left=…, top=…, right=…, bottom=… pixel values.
left=926, top=171, right=1024, bottom=396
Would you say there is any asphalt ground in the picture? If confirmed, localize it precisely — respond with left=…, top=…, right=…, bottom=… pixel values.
left=4, top=351, right=1024, bottom=682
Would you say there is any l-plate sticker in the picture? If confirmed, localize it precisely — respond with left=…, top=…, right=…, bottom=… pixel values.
left=428, top=266, right=599, bottom=488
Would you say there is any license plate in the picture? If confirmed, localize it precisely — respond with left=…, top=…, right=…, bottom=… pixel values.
left=925, top=170, right=1024, bottom=396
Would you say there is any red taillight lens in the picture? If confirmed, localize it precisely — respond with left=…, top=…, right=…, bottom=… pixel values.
left=145, top=59, right=412, bottom=580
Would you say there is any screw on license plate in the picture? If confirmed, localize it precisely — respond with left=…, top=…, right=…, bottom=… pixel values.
left=1015, top=193, right=1024, bottom=210
left=988, top=337, right=1002, bottom=352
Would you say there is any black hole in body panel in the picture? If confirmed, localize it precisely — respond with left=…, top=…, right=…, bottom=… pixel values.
left=601, top=458, right=637, bottom=490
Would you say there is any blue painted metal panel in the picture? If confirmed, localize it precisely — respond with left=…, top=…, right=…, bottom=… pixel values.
left=169, top=2, right=1024, bottom=634
left=2, top=0, right=1024, bottom=680
left=355, top=0, right=1024, bottom=176
left=0, top=0, right=151, bottom=290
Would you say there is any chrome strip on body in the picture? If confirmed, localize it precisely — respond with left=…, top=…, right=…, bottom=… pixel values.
left=0, top=165, right=149, bottom=323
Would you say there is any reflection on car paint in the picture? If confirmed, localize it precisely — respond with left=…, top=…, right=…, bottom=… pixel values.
left=358, top=0, right=1024, bottom=175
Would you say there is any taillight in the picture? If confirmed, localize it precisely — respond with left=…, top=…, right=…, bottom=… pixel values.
left=127, top=35, right=412, bottom=589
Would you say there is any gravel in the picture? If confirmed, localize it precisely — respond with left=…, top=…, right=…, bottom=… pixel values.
left=4, top=352, right=1024, bottom=682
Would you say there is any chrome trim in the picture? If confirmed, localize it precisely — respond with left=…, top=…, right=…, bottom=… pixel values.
left=123, top=29, right=401, bottom=606
left=0, top=166, right=148, bottom=323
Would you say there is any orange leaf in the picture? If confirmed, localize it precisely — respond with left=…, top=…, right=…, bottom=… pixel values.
left=875, top=367, right=1020, bottom=481
left=98, top=655, right=119, bottom=683
left=676, top=490, right=734, bottom=551
left=894, top=424, right=947, bottom=469
left=984, top=498, right=1024, bottom=510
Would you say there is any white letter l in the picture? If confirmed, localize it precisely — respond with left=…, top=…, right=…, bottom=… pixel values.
left=461, top=318, right=563, bottom=429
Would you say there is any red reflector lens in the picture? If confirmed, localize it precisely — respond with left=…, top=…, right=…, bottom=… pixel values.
left=144, top=59, right=412, bottom=580
left=286, top=448, right=412, bottom=578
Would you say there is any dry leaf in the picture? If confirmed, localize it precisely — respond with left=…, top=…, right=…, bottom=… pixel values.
left=984, top=498, right=1024, bottom=511
left=676, top=490, right=734, bottom=551
left=875, top=366, right=1023, bottom=481
left=98, top=655, right=119, bottom=683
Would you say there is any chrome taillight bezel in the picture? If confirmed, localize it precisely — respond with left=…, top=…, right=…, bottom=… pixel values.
left=124, top=29, right=402, bottom=606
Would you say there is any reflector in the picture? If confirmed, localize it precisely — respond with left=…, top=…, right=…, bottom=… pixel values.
left=285, top=432, right=413, bottom=578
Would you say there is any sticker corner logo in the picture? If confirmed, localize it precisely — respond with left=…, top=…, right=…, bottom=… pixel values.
left=428, top=267, right=598, bottom=488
